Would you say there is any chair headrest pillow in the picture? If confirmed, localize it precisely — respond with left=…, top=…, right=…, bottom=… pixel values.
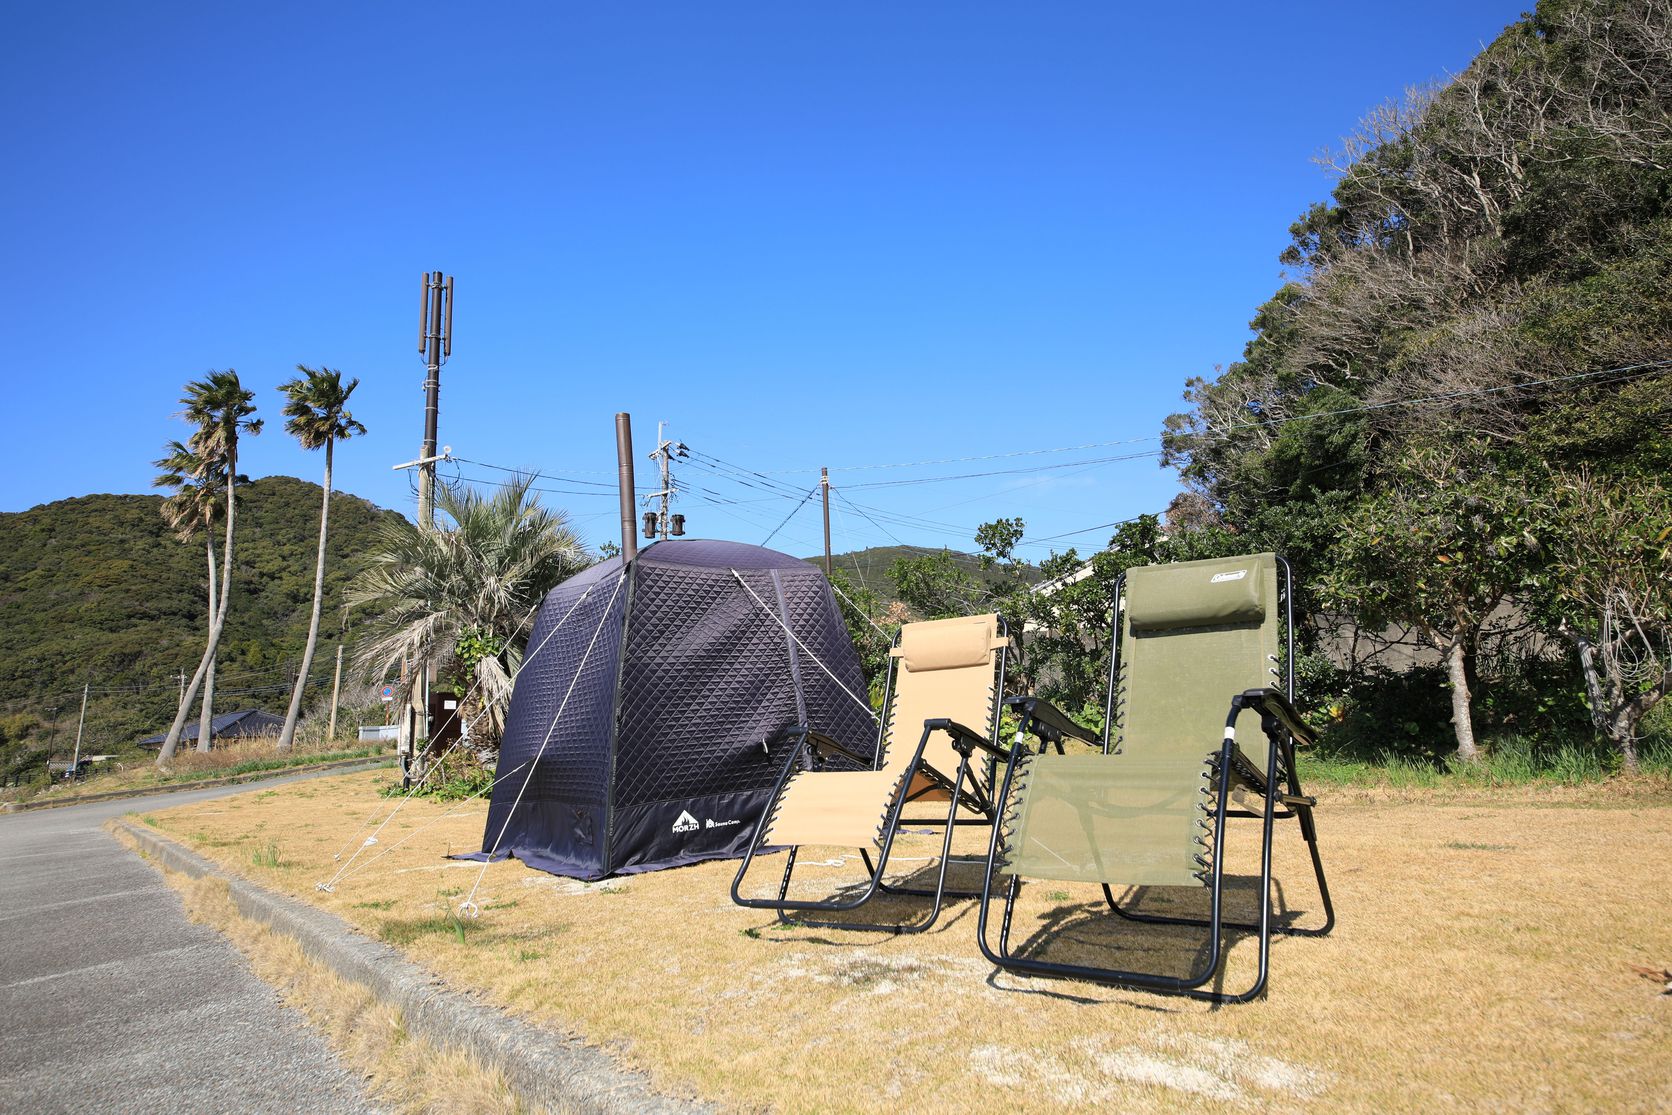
left=1126, top=557, right=1268, bottom=632
left=892, top=613, right=1004, bottom=672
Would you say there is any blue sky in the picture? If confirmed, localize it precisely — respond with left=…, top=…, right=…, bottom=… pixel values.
left=3, top=1, right=1521, bottom=560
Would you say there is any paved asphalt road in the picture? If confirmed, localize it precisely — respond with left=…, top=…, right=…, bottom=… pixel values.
left=0, top=772, right=386, bottom=1113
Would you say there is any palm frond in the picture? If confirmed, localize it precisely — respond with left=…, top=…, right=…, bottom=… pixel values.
left=347, top=475, right=592, bottom=737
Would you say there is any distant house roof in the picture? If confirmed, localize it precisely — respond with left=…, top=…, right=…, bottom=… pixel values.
left=139, top=709, right=285, bottom=748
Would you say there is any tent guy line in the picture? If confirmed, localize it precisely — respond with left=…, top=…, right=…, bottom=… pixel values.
left=316, top=581, right=603, bottom=892
left=729, top=569, right=881, bottom=735
left=325, top=759, right=533, bottom=889
left=461, top=571, right=629, bottom=919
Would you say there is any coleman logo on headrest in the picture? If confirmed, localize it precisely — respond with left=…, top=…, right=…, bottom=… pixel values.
left=1210, top=569, right=1248, bottom=583
left=672, top=810, right=699, bottom=833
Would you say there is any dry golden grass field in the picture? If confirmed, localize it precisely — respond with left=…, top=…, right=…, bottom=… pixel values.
left=140, top=771, right=1672, bottom=1113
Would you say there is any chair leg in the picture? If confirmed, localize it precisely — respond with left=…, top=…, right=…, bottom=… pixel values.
left=773, top=848, right=799, bottom=925
left=784, top=753, right=976, bottom=935
left=1104, top=744, right=1333, bottom=939
left=873, top=779, right=993, bottom=901
left=1284, top=740, right=1336, bottom=936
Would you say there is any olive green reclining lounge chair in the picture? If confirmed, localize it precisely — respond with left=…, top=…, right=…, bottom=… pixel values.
left=732, top=613, right=1009, bottom=933
left=970, top=553, right=1333, bottom=1001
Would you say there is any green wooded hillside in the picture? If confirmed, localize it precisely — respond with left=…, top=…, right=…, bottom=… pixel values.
left=0, top=477, right=406, bottom=772
left=806, top=546, right=1041, bottom=597
left=1160, top=0, right=1672, bottom=764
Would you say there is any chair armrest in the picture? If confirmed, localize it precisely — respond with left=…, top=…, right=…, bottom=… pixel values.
left=1232, top=688, right=1317, bottom=748
left=767, top=724, right=873, bottom=767
left=923, top=718, right=1010, bottom=761
left=806, top=729, right=873, bottom=767
left=1003, top=696, right=1101, bottom=746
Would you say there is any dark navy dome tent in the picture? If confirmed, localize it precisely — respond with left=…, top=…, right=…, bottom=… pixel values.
left=473, top=538, right=877, bottom=880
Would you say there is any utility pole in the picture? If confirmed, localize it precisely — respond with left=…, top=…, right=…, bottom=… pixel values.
left=655, top=421, right=672, bottom=537
left=821, top=467, right=832, bottom=576
left=45, top=707, right=61, bottom=766
left=410, top=271, right=453, bottom=782
left=643, top=422, right=689, bottom=541
left=616, top=413, right=638, bottom=562
left=398, top=651, right=411, bottom=789
left=70, top=682, right=89, bottom=776
left=326, top=606, right=347, bottom=744
left=416, top=271, right=454, bottom=532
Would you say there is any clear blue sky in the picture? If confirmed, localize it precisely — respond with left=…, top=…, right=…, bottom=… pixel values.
left=4, top=1, right=1520, bottom=560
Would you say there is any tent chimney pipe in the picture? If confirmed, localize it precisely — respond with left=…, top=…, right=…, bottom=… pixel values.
left=616, top=412, right=638, bottom=561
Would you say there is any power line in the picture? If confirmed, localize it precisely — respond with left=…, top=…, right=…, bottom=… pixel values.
left=683, top=451, right=811, bottom=500
left=827, top=494, right=873, bottom=592
left=839, top=449, right=1162, bottom=491
left=451, top=455, right=618, bottom=488
left=755, top=356, right=1672, bottom=480
left=832, top=498, right=979, bottom=542
left=686, top=447, right=805, bottom=487
left=1022, top=516, right=1144, bottom=546
left=761, top=486, right=820, bottom=546
left=428, top=356, right=1672, bottom=557
left=693, top=497, right=822, bottom=551
left=448, top=468, right=644, bottom=499
left=831, top=489, right=906, bottom=548
left=767, top=434, right=1164, bottom=474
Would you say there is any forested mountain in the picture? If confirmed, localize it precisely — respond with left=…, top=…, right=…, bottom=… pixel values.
left=1160, top=0, right=1672, bottom=764
left=0, top=478, right=406, bottom=771
left=806, top=546, right=1040, bottom=597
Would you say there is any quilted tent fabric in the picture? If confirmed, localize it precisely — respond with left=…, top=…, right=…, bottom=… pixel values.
left=474, top=539, right=877, bottom=880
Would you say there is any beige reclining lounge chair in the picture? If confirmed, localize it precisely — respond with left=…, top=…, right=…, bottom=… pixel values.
left=731, top=613, right=1009, bottom=933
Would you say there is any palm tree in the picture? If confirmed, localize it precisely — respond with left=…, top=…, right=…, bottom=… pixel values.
left=274, top=366, right=367, bottom=752
left=153, top=440, right=244, bottom=753
left=155, top=371, right=261, bottom=764
left=350, top=475, right=589, bottom=749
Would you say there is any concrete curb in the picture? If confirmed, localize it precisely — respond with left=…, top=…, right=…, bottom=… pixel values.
left=4, top=757, right=393, bottom=813
left=117, top=820, right=707, bottom=1115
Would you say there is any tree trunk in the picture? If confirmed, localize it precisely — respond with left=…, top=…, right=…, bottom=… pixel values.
left=197, top=656, right=216, bottom=752
left=157, top=444, right=239, bottom=764
left=1611, top=710, right=1642, bottom=776
left=197, top=538, right=218, bottom=753
left=1609, top=672, right=1671, bottom=776
left=1562, top=624, right=1663, bottom=775
left=278, top=439, right=333, bottom=752
left=1565, top=625, right=1615, bottom=735
left=1445, top=638, right=1480, bottom=762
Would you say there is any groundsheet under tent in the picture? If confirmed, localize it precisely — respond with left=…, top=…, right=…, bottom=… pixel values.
left=467, top=538, right=878, bottom=880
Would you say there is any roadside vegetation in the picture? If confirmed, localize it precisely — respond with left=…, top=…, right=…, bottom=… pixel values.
left=349, top=473, right=591, bottom=756
left=0, top=735, right=393, bottom=807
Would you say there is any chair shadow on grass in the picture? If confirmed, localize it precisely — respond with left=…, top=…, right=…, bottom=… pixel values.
left=741, top=849, right=996, bottom=945
left=983, top=873, right=1315, bottom=1006
left=738, top=856, right=1322, bottom=1009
